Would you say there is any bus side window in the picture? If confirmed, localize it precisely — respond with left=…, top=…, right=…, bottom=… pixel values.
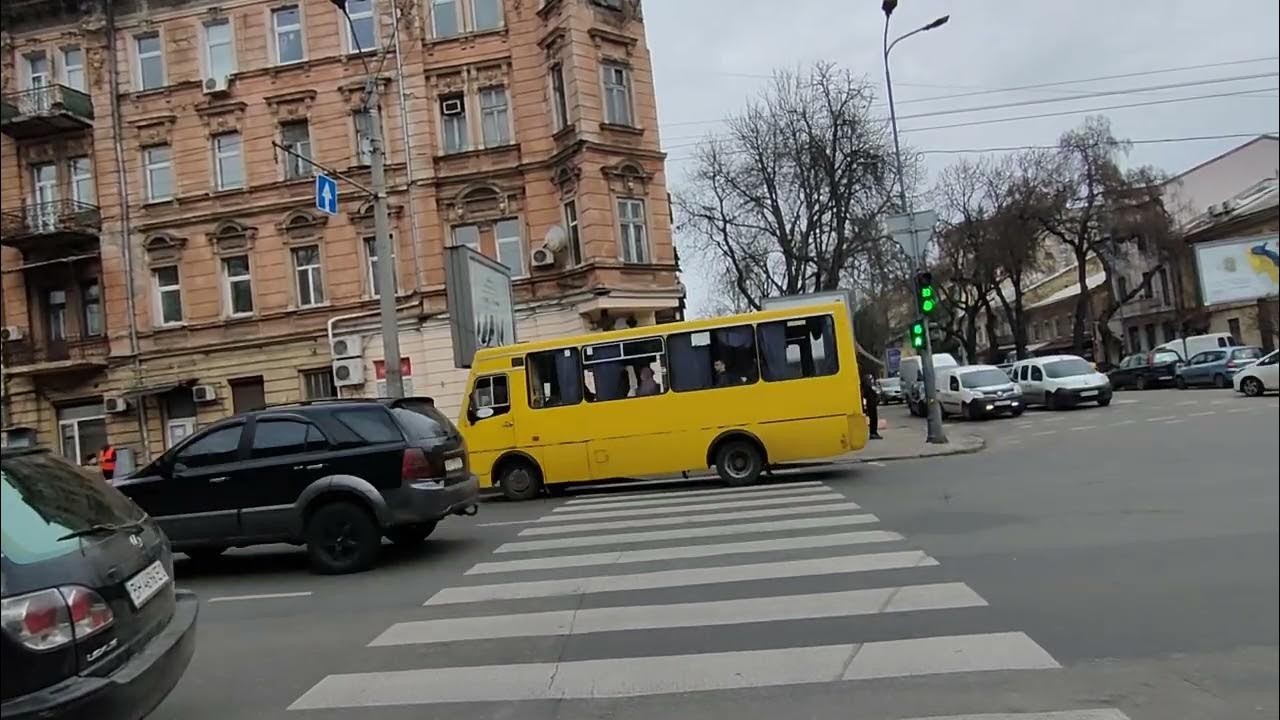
left=757, top=315, right=838, bottom=382
left=468, top=374, right=510, bottom=422
left=525, top=348, right=583, bottom=409
left=583, top=337, right=667, bottom=402
left=668, top=325, right=758, bottom=391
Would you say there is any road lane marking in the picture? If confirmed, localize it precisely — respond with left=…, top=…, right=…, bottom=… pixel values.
left=1163, top=419, right=1184, bottom=425
left=496, top=514, right=880, bottom=554
left=522, top=502, right=864, bottom=536
left=1211, top=398, right=1233, bottom=405
left=1070, top=425, right=1096, bottom=431
left=467, top=530, right=905, bottom=575
left=426, top=550, right=934, bottom=605
left=1115, top=399, right=1139, bottom=404
left=865, top=461, right=887, bottom=467
left=1176, top=400, right=1198, bottom=406
left=1226, top=406, right=1254, bottom=413
left=1031, top=430, right=1056, bottom=436
left=541, top=492, right=844, bottom=520
left=377, top=583, right=986, bottom=645
left=1186, top=410, right=1216, bottom=418
left=1110, top=419, right=1136, bottom=426
left=288, top=632, right=1056, bottom=709
left=207, top=591, right=312, bottom=603
left=1147, top=415, right=1178, bottom=422
left=555, top=486, right=836, bottom=512
left=1007, top=439, right=1023, bottom=444
left=902, top=711, right=1131, bottom=720
left=563, top=481, right=826, bottom=505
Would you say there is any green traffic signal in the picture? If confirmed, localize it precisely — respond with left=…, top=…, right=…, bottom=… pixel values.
left=911, top=322, right=924, bottom=335
left=911, top=335, right=924, bottom=349
left=909, top=321, right=925, bottom=348
left=920, top=286, right=933, bottom=299
left=921, top=298, right=935, bottom=313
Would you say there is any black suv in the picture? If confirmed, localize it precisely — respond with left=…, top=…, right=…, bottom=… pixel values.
left=1, top=448, right=197, bottom=720
left=116, top=398, right=479, bottom=574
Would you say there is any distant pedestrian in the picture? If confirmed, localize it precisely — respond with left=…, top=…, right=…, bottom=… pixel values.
left=863, top=373, right=882, bottom=440
left=97, top=444, right=116, bottom=482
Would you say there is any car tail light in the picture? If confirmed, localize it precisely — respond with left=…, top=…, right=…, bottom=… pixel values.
left=401, top=447, right=441, bottom=483
left=1226, top=360, right=1237, bottom=369
left=0, top=586, right=113, bottom=651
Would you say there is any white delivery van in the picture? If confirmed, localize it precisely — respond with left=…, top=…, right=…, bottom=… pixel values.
left=936, top=364, right=1025, bottom=420
left=1154, top=333, right=1239, bottom=360
left=1011, top=354, right=1113, bottom=409
left=899, top=352, right=958, bottom=417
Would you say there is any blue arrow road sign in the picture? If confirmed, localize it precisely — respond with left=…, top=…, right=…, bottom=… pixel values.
left=315, top=174, right=338, bottom=215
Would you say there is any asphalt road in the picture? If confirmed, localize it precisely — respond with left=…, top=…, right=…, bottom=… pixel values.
left=150, top=387, right=1278, bottom=720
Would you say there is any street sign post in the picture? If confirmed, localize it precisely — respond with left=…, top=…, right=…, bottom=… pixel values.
left=886, top=209, right=936, bottom=264
left=315, top=174, right=338, bottom=215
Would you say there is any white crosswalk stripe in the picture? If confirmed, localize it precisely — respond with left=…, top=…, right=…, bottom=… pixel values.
left=290, top=479, right=1118, bottom=718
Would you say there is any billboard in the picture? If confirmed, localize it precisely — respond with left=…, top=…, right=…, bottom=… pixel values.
left=445, top=246, right=516, bottom=368
left=1195, top=234, right=1279, bottom=305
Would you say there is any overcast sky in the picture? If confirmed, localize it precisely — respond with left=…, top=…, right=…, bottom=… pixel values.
left=643, top=0, right=1280, bottom=315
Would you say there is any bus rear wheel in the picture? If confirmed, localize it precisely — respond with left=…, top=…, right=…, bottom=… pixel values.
left=714, top=440, right=763, bottom=487
left=498, top=459, right=542, bottom=501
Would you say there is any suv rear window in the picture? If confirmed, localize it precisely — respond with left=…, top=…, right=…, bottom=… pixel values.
left=332, top=407, right=404, bottom=444
left=390, top=404, right=455, bottom=440
left=1, top=453, right=143, bottom=566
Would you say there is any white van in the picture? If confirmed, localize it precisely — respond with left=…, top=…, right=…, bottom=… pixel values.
left=1011, top=354, right=1113, bottom=409
left=1154, top=333, right=1239, bottom=361
left=899, top=352, right=958, bottom=416
left=936, top=364, right=1025, bottom=420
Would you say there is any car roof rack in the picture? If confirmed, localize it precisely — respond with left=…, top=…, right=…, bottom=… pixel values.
left=259, top=396, right=437, bottom=411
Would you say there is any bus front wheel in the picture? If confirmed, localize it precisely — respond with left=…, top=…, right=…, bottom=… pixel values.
left=715, top=440, right=763, bottom=487
left=498, top=459, right=542, bottom=501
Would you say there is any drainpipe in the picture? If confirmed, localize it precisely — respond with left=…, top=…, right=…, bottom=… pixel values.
left=105, top=0, right=151, bottom=459
left=390, top=2, right=424, bottom=291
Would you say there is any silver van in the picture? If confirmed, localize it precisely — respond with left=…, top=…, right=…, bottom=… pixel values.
left=899, top=352, right=958, bottom=417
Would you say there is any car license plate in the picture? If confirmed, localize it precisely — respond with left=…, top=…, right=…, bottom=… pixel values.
left=125, top=560, right=170, bottom=609
left=995, top=400, right=1011, bottom=406
left=444, top=457, right=464, bottom=472
left=1080, top=390, right=1098, bottom=397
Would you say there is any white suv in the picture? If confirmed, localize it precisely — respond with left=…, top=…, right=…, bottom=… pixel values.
left=1011, top=354, right=1113, bottom=410
left=936, top=364, right=1024, bottom=420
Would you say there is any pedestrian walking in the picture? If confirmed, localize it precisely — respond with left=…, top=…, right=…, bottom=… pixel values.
left=97, top=444, right=117, bottom=482
left=863, top=373, right=882, bottom=440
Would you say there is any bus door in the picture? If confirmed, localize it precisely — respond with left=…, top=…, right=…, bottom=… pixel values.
left=464, top=372, right=517, bottom=486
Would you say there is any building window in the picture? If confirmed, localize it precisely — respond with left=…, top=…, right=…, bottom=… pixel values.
left=602, top=63, right=634, bottom=126
left=364, top=237, right=396, bottom=297
left=1144, top=323, right=1157, bottom=350
left=495, top=218, right=523, bottom=276
left=1053, top=317, right=1061, bottom=338
left=272, top=5, right=305, bottom=64
left=222, top=255, right=254, bottom=316
left=343, top=0, right=378, bottom=52
left=144, top=145, right=173, bottom=201
left=213, top=132, right=244, bottom=190
left=1162, top=321, right=1177, bottom=343
left=230, top=376, right=265, bottom=413
left=69, top=156, right=94, bottom=205
left=62, top=46, right=86, bottom=91
left=617, top=198, right=648, bottom=263
left=451, top=224, right=480, bottom=251
left=1032, top=321, right=1040, bottom=341
left=431, top=0, right=459, bottom=37
left=153, top=266, right=183, bottom=325
left=82, top=281, right=103, bottom=337
left=550, top=63, right=569, bottom=131
left=354, top=110, right=376, bottom=165
left=563, top=199, right=583, bottom=266
left=281, top=121, right=312, bottom=180
left=47, top=290, right=67, bottom=342
left=1158, top=268, right=1170, bottom=305
left=440, top=94, right=467, bottom=154
left=1142, top=276, right=1154, bottom=299
left=1227, top=317, right=1241, bottom=343
left=57, top=402, right=107, bottom=466
left=472, top=0, right=502, bottom=31
left=204, top=19, right=235, bottom=79
left=292, top=245, right=325, bottom=307
left=479, top=87, right=510, bottom=147
left=1127, top=326, right=1141, bottom=352
left=1117, top=275, right=1128, bottom=299
left=301, top=368, right=337, bottom=399
left=25, top=51, right=50, bottom=91
left=136, top=33, right=165, bottom=90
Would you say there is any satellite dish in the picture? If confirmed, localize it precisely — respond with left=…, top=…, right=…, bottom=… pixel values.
left=543, top=225, right=567, bottom=253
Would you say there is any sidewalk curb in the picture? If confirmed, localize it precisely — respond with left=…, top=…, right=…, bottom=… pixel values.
left=825, top=434, right=987, bottom=466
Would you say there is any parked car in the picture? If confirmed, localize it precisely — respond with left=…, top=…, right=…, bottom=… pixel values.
left=1232, top=349, right=1279, bottom=396
left=1012, top=354, right=1112, bottom=409
left=875, top=376, right=904, bottom=404
left=901, top=353, right=959, bottom=417
left=1108, top=349, right=1184, bottom=390
left=1175, top=346, right=1264, bottom=389
left=116, top=398, right=480, bottom=575
left=936, top=364, right=1025, bottom=420
left=1, top=447, right=197, bottom=720
left=1154, top=332, right=1240, bottom=361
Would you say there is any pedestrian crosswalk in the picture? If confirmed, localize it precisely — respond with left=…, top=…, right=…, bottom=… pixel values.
left=288, top=480, right=1132, bottom=718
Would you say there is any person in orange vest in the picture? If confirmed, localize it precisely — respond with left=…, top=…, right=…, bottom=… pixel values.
left=98, top=444, right=117, bottom=481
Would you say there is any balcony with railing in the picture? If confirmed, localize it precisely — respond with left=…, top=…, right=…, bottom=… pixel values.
left=0, top=199, right=101, bottom=253
left=0, top=84, right=94, bottom=139
left=1, top=332, right=109, bottom=375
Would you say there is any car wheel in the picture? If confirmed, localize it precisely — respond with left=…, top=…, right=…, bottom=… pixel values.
left=964, top=402, right=979, bottom=421
left=1213, top=374, right=1228, bottom=389
left=1175, top=376, right=1187, bottom=390
left=1097, top=396, right=1111, bottom=407
left=183, top=547, right=226, bottom=564
left=385, top=521, right=437, bottom=547
left=498, top=459, right=542, bottom=501
left=715, top=439, right=763, bottom=487
left=306, top=502, right=381, bottom=575
left=1135, top=375, right=1148, bottom=391
left=1044, top=392, right=1056, bottom=411
left=1241, top=377, right=1265, bottom=397
left=1012, top=406, right=1025, bottom=417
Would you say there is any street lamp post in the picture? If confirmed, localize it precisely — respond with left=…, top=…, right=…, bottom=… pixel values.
left=882, top=0, right=950, bottom=444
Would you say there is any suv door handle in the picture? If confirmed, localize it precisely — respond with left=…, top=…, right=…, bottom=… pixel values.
left=293, top=463, right=327, bottom=471
left=208, top=476, right=229, bottom=483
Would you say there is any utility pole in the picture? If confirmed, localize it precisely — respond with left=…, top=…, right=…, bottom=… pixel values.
left=882, top=0, right=949, bottom=443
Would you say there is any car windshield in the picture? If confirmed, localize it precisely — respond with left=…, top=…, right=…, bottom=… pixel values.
left=1153, top=351, right=1182, bottom=364
left=1, top=452, right=144, bottom=565
left=1043, top=358, right=1094, bottom=378
left=961, top=369, right=1012, bottom=388
left=879, top=378, right=900, bottom=388
left=1232, top=347, right=1263, bottom=361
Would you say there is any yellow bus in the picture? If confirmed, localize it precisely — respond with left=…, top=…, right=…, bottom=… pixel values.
left=459, top=301, right=866, bottom=500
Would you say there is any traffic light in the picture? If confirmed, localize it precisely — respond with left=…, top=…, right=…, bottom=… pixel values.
left=909, top=321, right=926, bottom=349
left=916, top=271, right=937, bottom=316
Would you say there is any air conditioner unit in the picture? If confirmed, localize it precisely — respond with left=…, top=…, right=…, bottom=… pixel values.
left=530, top=245, right=556, bottom=268
left=203, top=75, right=230, bottom=95
left=104, top=397, right=130, bottom=414
left=330, top=334, right=363, bottom=359
left=441, top=98, right=463, bottom=116
left=332, top=358, right=365, bottom=387
left=0, top=326, right=24, bottom=342
left=192, top=384, right=218, bottom=403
